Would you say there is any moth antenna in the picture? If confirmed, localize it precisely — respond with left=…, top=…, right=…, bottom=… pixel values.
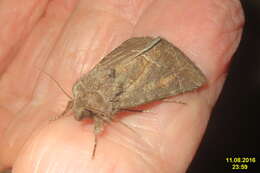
left=36, top=67, right=73, bottom=99
left=49, top=100, right=74, bottom=121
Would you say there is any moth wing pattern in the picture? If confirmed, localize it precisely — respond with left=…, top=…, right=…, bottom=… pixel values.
left=98, top=37, right=207, bottom=109
left=72, top=37, right=163, bottom=113
left=72, top=37, right=206, bottom=114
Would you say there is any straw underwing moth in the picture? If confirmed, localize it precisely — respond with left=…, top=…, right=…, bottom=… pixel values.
left=61, top=36, right=207, bottom=158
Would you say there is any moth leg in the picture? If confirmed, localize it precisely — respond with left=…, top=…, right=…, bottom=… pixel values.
left=92, top=116, right=105, bottom=159
left=162, top=98, right=186, bottom=105
left=120, top=109, right=154, bottom=113
left=92, top=133, right=98, bottom=159
left=94, top=114, right=140, bottom=146
left=49, top=100, right=74, bottom=121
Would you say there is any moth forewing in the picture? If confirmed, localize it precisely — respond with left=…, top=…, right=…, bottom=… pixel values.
left=69, top=36, right=207, bottom=158
left=103, top=37, right=207, bottom=109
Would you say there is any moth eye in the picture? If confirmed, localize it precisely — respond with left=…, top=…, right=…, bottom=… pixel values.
left=82, top=109, right=94, bottom=117
left=74, top=109, right=93, bottom=121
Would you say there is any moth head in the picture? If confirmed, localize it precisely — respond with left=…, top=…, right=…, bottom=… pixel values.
left=74, top=108, right=94, bottom=121
left=72, top=91, right=112, bottom=121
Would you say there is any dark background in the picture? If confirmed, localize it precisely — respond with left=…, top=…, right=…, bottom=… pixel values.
left=187, top=0, right=259, bottom=172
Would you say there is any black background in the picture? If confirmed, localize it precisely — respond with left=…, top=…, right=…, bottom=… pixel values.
left=187, top=0, right=259, bottom=172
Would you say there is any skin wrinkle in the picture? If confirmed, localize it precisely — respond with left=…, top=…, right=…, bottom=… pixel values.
left=208, top=0, right=244, bottom=37
left=30, top=127, right=88, bottom=172
left=0, top=0, right=77, bottom=119
left=0, top=0, right=77, bottom=169
left=206, top=73, right=227, bottom=109
left=213, top=0, right=244, bottom=33
left=27, top=0, right=79, bottom=106
left=28, top=134, right=41, bottom=171
left=66, top=30, right=97, bottom=75
left=126, top=120, right=159, bottom=134
left=3, top=107, right=35, bottom=150
left=122, top=115, right=163, bottom=148
left=32, top=145, right=49, bottom=173
left=0, top=0, right=49, bottom=75
left=27, top=40, right=72, bottom=119
left=12, top=115, right=51, bottom=172
left=108, top=137, right=160, bottom=173
left=220, top=29, right=242, bottom=68
left=120, top=127, right=154, bottom=152
left=105, top=127, right=163, bottom=173
left=38, top=149, right=56, bottom=173
left=85, top=6, right=136, bottom=29
left=44, top=6, right=134, bottom=81
left=81, top=0, right=152, bottom=25
left=196, top=8, right=243, bottom=80
left=208, top=27, right=242, bottom=88
left=163, top=100, right=210, bottom=172
left=0, top=0, right=47, bottom=45
left=48, top=161, right=58, bottom=173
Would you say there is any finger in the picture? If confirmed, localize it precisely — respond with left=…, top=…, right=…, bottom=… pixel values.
left=0, top=0, right=49, bottom=73
left=1, top=0, right=150, bottom=170
left=0, top=0, right=78, bottom=169
left=0, top=0, right=78, bottom=117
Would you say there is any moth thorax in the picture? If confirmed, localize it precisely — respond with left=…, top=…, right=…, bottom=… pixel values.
left=72, top=91, right=112, bottom=121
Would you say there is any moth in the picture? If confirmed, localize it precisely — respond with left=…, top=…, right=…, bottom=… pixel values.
left=59, top=36, right=207, bottom=158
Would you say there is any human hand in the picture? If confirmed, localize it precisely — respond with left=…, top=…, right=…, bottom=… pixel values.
left=0, top=0, right=244, bottom=172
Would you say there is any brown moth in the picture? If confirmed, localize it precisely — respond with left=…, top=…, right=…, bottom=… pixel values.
left=62, top=36, right=207, bottom=158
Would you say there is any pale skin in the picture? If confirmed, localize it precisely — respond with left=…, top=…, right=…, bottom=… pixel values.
left=0, top=0, right=244, bottom=172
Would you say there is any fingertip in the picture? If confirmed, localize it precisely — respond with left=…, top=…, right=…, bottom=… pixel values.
left=12, top=118, right=94, bottom=173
